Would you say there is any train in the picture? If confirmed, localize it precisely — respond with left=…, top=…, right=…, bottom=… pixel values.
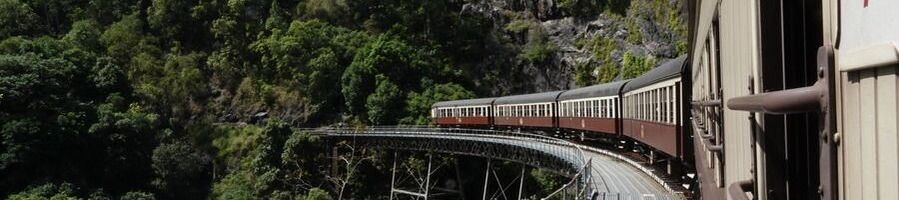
left=431, top=56, right=692, bottom=176
left=434, top=0, right=899, bottom=199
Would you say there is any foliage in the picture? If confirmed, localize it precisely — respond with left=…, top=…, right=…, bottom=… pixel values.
left=365, top=75, right=403, bottom=125
left=0, top=0, right=686, bottom=198
left=151, top=141, right=211, bottom=198
left=520, top=26, right=557, bottom=64
left=120, top=191, right=156, bottom=200
left=64, top=19, right=103, bottom=52
left=596, top=62, right=620, bottom=83
left=341, top=34, right=426, bottom=116
left=504, top=19, right=532, bottom=33
left=0, top=0, right=38, bottom=38
left=620, top=51, right=656, bottom=79
left=7, top=183, right=79, bottom=200
left=625, top=18, right=642, bottom=44
left=100, top=14, right=155, bottom=65
left=302, top=188, right=332, bottom=200
left=573, top=61, right=595, bottom=86
left=400, top=82, right=475, bottom=125
left=530, top=168, right=560, bottom=194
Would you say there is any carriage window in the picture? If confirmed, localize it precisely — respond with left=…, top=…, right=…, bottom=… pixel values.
left=661, top=88, right=668, bottom=123
left=653, top=89, right=658, bottom=122
left=530, top=105, right=535, bottom=117
left=600, top=99, right=606, bottom=118
left=581, top=101, right=587, bottom=117
left=580, top=101, right=586, bottom=117
left=577, top=101, right=581, bottom=117
left=612, top=98, right=617, bottom=118
left=589, top=100, right=594, bottom=118
left=604, top=99, right=609, bottom=118
left=645, top=92, right=650, bottom=121
left=637, top=94, right=642, bottom=120
left=606, top=99, right=611, bottom=118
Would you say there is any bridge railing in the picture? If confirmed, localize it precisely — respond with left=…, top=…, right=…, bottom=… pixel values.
left=299, top=125, right=597, bottom=200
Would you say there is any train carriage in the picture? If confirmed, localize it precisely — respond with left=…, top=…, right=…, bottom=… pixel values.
left=687, top=0, right=899, bottom=199
left=493, top=91, right=564, bottom=129
left=431, top=98, right=496, bottom=127
left=621, top=56, right=689, bottom=160
left=557, top=80, right=629, bottom=138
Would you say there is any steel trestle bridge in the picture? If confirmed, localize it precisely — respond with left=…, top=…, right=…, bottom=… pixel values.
left=303, top=126, right=680, bottom=200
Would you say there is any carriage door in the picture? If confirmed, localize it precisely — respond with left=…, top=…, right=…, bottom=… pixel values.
left=728, top=0, right=831, bottom=199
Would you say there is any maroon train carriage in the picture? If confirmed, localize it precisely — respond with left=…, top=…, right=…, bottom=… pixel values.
left=493, top=91, right=564, bottom=129
left=621, top=56, right=689, bottom=160
left=431, top=98, right=496, bottom=127
left=557, top=80, right=630, bottom=140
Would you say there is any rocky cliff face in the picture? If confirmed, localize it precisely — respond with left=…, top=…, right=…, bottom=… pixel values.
left=460, top=0, right=687, bottom=95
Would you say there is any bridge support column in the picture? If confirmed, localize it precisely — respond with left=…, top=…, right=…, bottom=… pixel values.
left=389, top=151, right=397, bottom=200
left=425, top=154, right=432, bottom=200
left=483, top=159, right=491, bottom=200
left=517, top=164, right=526, bottom=200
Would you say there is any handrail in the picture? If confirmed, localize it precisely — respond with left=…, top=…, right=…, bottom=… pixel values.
left=727, top=179, right=754, bottom=200
left=691, top=99, right=722, bottom=107
left=726, top=82, right=823, bottom=114
left=300, top=126, right=593, bottom=199
left=725, top=46, right=838, bottom=200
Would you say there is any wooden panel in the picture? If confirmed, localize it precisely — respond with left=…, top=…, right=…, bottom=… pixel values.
left=719, top=0, right=758, bottom=198
left=859, top=69, right=878, bottom=200
left=840, top=71, right=862, bottom=200
left=839, top=65, right=899, bottom=200
left=875, top=67, right=898, bottom=200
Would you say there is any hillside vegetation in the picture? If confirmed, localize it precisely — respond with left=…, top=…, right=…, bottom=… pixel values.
left=0, top=0, right=686, bottom=198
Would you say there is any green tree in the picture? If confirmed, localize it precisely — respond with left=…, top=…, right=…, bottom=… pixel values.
left=520, top=26, right=556, bottom=64
left=132, top=52, right=206, bottom=120
left=281, top=131, right=326, bottom=191
left=64, top=19, right=102, bottom=52
left=7, top=183, right=79, bottom=200
left=0, top=0, right=38, bottom=38
left=87, top=94, right=162, bottom=192
left=620, top=52, right=656, bottom=79
left=151, top=141, right=210, bottom=199
left=341, top=35, right=419, bottom=115
left=400, top=82, right=475, bottom=125
left=596, top=63, right=619, bottom=83
left=147, top=0, right=198, bottom=41
left=100, top=14, right=159, bottom=65
left=120, top=191, right=156, bottom=200
left=302, top=188, right=332, bottom=200
left=365, top=75, right=403, bottom=125
left=573, top=62, right=595, bottom=86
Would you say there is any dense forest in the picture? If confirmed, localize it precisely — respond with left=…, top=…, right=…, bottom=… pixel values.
left=0, top=0, right=685, bottom=198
